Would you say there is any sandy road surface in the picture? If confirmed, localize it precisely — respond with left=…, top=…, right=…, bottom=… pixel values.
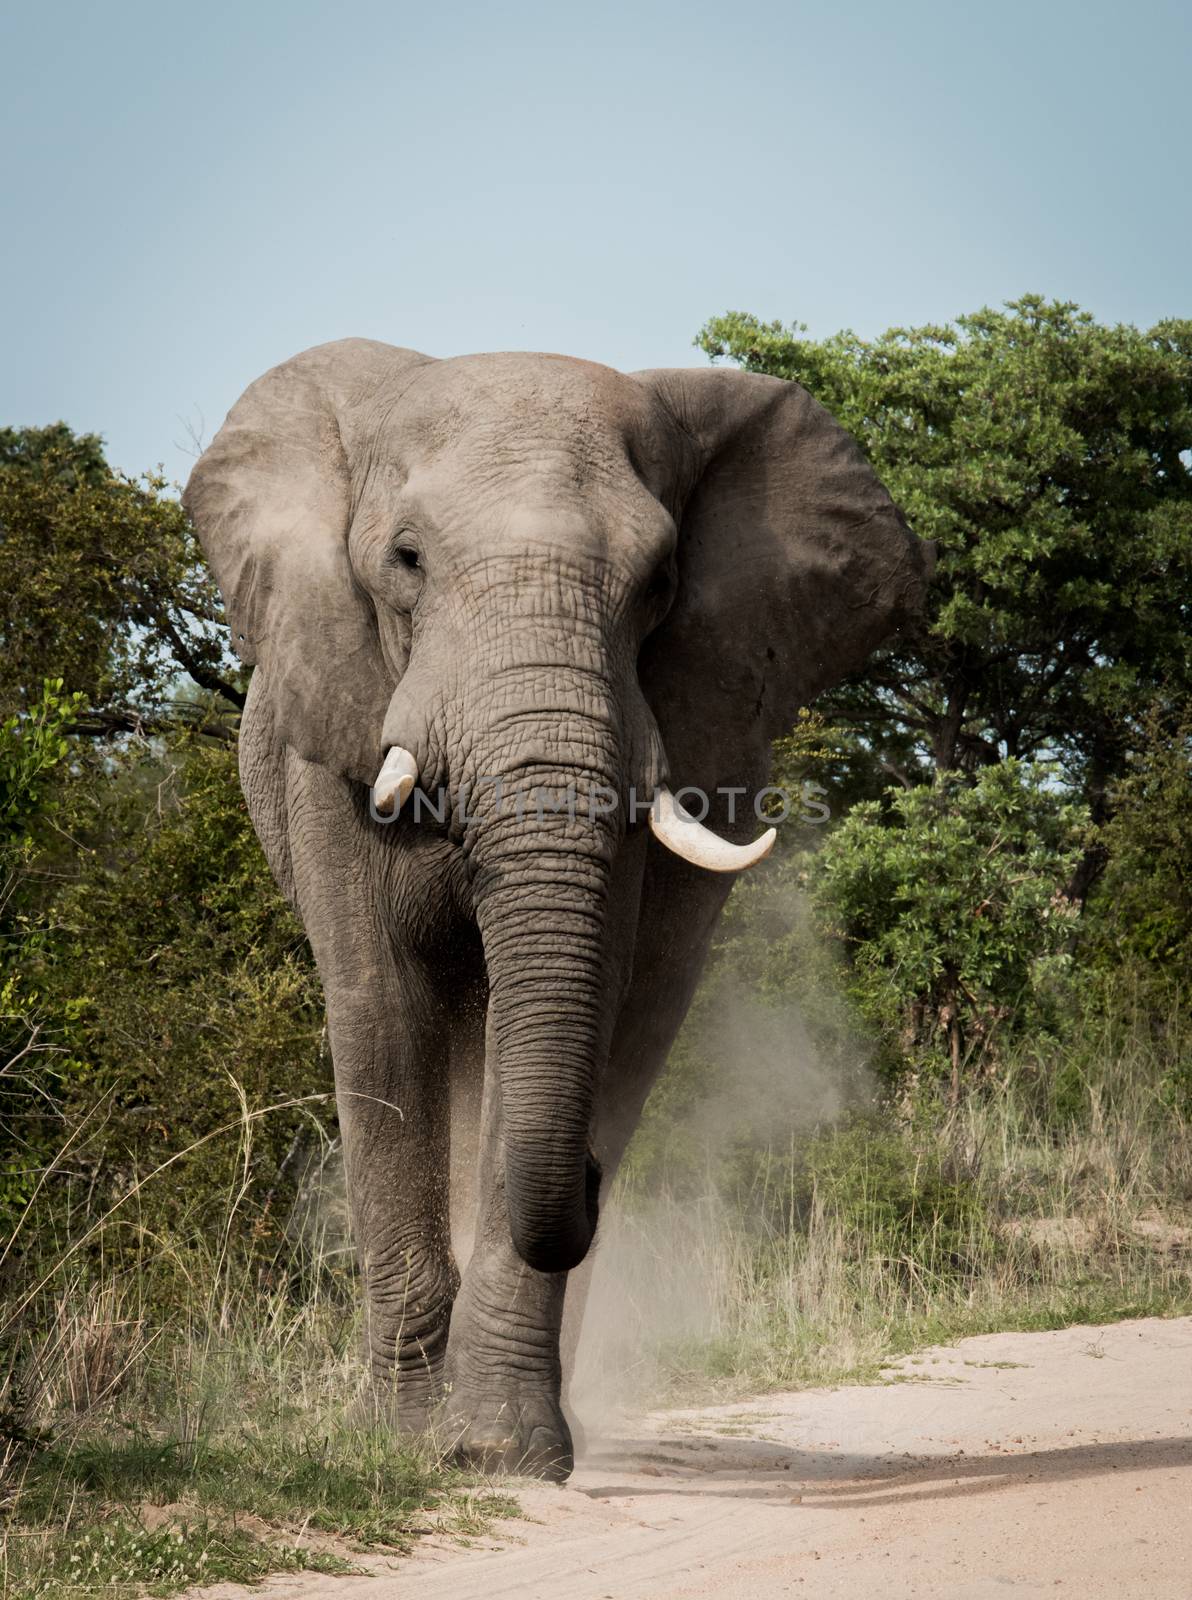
left=201, top=1316, right=1192, bottom=1600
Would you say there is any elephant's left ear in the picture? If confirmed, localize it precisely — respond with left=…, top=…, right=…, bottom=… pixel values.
left=632, top=367, right=933, bottom=796
left=183, top=339, right=432, bottom=785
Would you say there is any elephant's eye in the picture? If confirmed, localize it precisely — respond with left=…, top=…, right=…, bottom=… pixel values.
left=393, top=545, right=421, bottom=572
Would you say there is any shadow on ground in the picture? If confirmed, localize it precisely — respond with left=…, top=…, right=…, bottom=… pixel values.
left=576, top=1429, right=1191, bottom=1507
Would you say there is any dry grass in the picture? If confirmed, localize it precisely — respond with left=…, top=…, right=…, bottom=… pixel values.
left=0, top=1109, right=512, bottom=1600
left=577, top=1038, right=1192, bottom=1408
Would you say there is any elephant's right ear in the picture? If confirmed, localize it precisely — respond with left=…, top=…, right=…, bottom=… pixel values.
left=184, top=338, right=433, bottom=784
left=632, top=366, right=933, bottom=807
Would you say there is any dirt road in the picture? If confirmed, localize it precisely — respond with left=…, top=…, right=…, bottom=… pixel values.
left=206, top=1316, right=1192, bottom=1599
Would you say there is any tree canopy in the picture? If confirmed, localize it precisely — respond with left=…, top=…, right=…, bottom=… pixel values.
left=0, top=425, right=242, bottom=734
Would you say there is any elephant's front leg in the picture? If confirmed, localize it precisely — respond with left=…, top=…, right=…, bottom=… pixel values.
left=289, top=757, right=459, bottom=1430
left=331, top=970, right=456, bottom=1427
left=442, top=1068, right=572, bottom=1481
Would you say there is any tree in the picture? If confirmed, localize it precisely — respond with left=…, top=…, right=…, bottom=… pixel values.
left=697, top=299, right=1192, bottom=853
left=0, top=424, right=243, bottom=734
left=811, top=762, right=1087, bottom=1102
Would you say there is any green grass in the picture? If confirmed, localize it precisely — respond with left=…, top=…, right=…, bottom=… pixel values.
left=2, top=1420, right=516, bottom=1598
left=4, top=1516, right=356, bottom=1598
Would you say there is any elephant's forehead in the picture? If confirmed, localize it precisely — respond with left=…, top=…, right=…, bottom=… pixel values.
left=384, top=351, right=658, bottom=455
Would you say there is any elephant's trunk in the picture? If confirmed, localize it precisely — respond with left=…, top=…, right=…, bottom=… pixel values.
left=467, top=763, right=620, bottom=1274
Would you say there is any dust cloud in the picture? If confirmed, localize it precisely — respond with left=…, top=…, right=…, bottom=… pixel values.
left=570, top=968, right=875, bottom=1429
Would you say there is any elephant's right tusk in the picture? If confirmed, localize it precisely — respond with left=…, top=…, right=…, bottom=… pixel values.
left=373, top=746, right=419, bottom=815
left=648, top=787, right=777, bottom=873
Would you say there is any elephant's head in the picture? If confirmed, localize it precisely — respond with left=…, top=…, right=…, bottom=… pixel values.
left=184, top=339, right=931, bottom=1273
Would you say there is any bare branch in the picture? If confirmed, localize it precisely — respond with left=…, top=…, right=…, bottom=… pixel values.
left=151, top=609, right=246, bottom=709
left=173, top=406, right=207, bottom=461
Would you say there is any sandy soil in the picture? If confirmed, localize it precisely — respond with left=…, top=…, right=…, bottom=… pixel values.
left=197, top=1316, right=1192, bottom=1600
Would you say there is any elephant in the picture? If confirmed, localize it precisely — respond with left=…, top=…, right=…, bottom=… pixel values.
left=184, top=339, right=931, bottom=1481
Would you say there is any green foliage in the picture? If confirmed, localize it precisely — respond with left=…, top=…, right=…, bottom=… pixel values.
left=1, top=681, right=85, bottom=1227
left=1085, top=709, right=1192, bottom=977
left=3, top=736, right=330, bottom=1253
left=767, top=707, right=899, bottom=816
left=698, top=297, right=1192, bottom=812
left=1078, top=710, right=1192, bottom=1110
left=685, top=295, right=1192, bottom=1109
left=0, top=424, right=240, bottom=731
left=0, top=679, right=83, bottom=842
left=0, top=422, right=108, bottom=484
left=0, top=427, right=320, bottom=1282
left=812, top=762, right=1086, bottom=1092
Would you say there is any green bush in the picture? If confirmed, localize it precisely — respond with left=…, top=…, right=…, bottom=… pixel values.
left=1084, top=710, right=1192, bottom=976
left=6, top=734, right=332, bottom=1262
left=1, top=680, right=86, bottom=1230
left=812, top=761, right=1087, bottom=1097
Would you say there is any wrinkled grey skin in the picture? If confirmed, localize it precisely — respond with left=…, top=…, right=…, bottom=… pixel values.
left=185, top=340, right=931, bottom=1481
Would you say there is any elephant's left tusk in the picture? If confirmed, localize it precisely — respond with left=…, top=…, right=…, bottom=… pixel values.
left=373, top=746, right=419, bottom=815
left=648, top=787, right=776, bottom=873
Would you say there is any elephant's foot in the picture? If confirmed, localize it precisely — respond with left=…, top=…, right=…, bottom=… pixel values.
left=440, top=1384, right=574, bottom=1482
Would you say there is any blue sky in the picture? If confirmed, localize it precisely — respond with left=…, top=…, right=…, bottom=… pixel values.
left=3, top=0, right=1189, bottom=483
